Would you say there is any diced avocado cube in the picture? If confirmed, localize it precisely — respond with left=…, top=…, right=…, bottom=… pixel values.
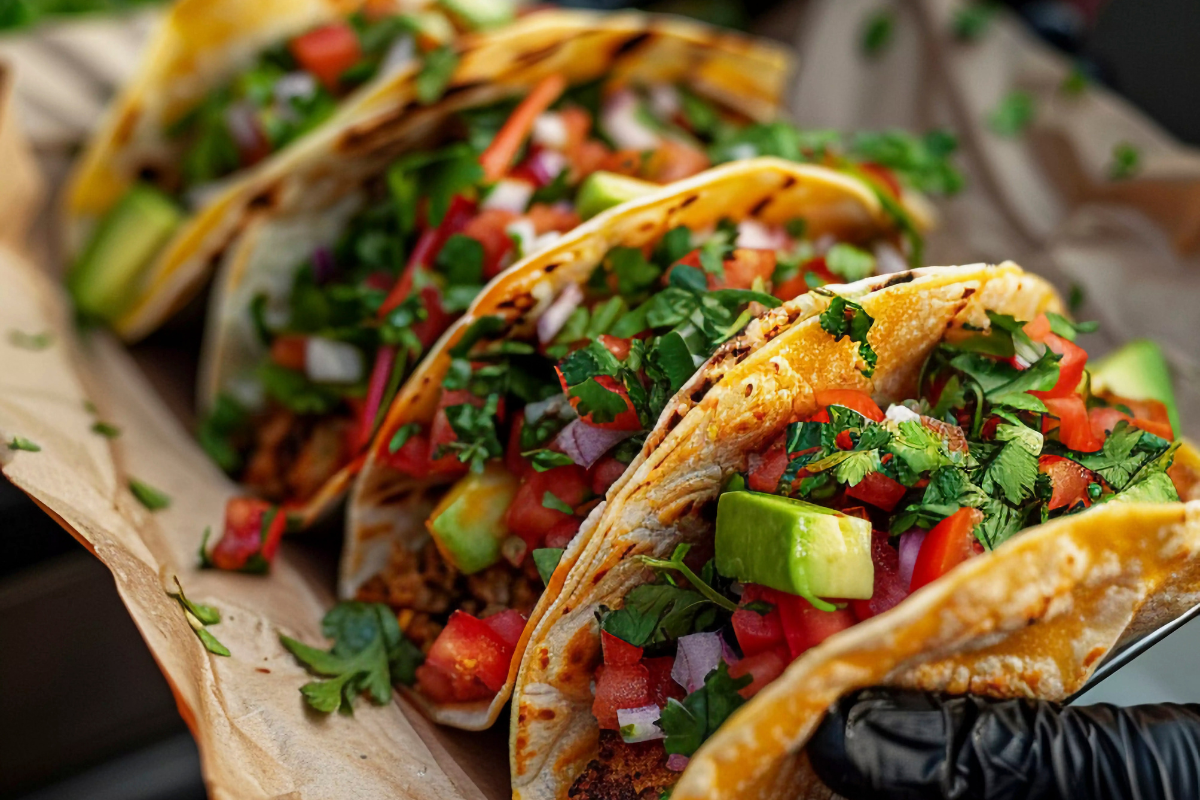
left=437, top=0, right=513, bottom=31
left=714, top=491, right=873, bottom=601
left=1090, top=339, right=1180, bottom=436
left=427, top=465, right=520, bottom=574
left=576, top=171, right=658, bottom=221
left=67, top=184, right=182, bottom=324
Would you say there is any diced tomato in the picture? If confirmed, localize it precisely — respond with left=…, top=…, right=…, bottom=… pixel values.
left=544, top=517, right=582, bottom=549
left=716, top=249, right=776, bottom=291
left=425, top=610, right=514, bottom=695
left=727, top=649, right=787, bottom=699
left=850, top=531, right=908, bottom=621
left=910, top=507, right=984, bottom=591
left=1091, top=404, right=1173, bottom=442
left=643, top=137, right=711, bottom=183
left=504, top=465, right=588, bottom=549
left=1031, top=333, right=1087, bottom=399
left=411, top=285, right=455, bottom=349
left=505, top=417, right=530, bottom=477
left=859, top=162, right=902, bottom=198
left=643, top=656, right=685, bottom=707
left=527, top=202, right=582, bottom=235
left=773, top=256, right=838, bottom=301
left=461, top=209, right=518, bottom=279
left=732, top=585, right=785, bottom=657
left=592, top=662, right=651, bottom=729
left=1044, top=395, right=1101, bottom=452
left=427, top=391, right=476, bottom=477
left=415, top=662, right=481, bottom=704
left=1038, top=454, right=1094, bottom=511
left=1022, top=314, right=1052, bottom=341
left=815, top=389, right=885, bottom=422
left=1122, top=398, right=1173, bottom=429
left=598, top=335, right=632, bottom=361
left=556, top=369, right=642, bottom=431
left=290, top=23, right=362, bottom=91
left=747, top=436, right=789, bottom=494
left=386, top=430, right=431, bottom=478
left=269, top=335, right=308, bottom=371
left=211, top=497, right=287, bottom=572
left=379, top=196, right=477, bottom=318
left=775, top=591, right=857, bottom=660
left=590, top=456, right=627, bottom=497
left=483, top=609, right=527, bottom=650
left=602, top=630, right=644, bottom=666
left=845, top=471, right=907, bottom=512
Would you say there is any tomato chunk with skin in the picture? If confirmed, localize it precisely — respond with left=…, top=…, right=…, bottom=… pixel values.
left=815, top=389, right=885, bottom=422
left=386, top=431, right=431, bottom=478
left=728, top=650, right=787, bottom=699
left=747, top=436, right=790, bottom=494
left=845, top=471, right=907, bottom=512
left=484, top=609, right=527, bottom=650
left=1032, top=334, right=1087, bottom=399
left=411, top=286, right=455, bottom=350
left=644, top=656, right=685, bottom=707
left=590, top=456, right=627, bottom=496
left=602, top=631, right=644, bottom=666
left=910, top=507, right=985, bottom=591
left=1039, top=454, right=1094, bottom=511
left=290, top=23, right=362, bottom=91
left=732, top=601, right=785, bottom=657
left=543, top=517, right=581, bottom=549
left=270, top=335, right=308, bottom=371
left=850, top=532, right=908, bottom=621
left=212, top=497, right=286, bottom=571
left=505, top=465, right=588, bottom=549
left=424, top=610, right=514, bottom=696
left=461, top=209, right=518, bottom=279
left=592, top=662, right=651, bottom=729
left=774, top=591, right=857, bottom=660
left=1044, top=395, right=1102, bottom=453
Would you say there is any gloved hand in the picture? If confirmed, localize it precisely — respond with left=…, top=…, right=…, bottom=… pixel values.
left=808, top=688, right=1200, bottom=800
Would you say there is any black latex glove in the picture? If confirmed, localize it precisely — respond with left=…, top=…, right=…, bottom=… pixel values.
left=808, top=688, right=1200, bottom=800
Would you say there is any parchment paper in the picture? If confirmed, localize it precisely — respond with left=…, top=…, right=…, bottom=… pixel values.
left=2, top=1, right=1200, bottom=798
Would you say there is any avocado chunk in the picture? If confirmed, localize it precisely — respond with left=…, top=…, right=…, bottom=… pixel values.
left=1090, top=339, right=1180, bottom=436
left=714, top=491, right=873, bottom=601
left=436, top=0, right=513, bottom=31
left=576, top=171, right=658, bottom=221
left=68, top=184, right=182, bottom=324
left=427, top=465, right=520, bottom=574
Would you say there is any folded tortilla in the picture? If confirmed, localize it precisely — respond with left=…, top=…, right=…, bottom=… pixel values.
left=343, top=157, right=914, bottom=729
left=65, top=3, right=790, bottom=342
left=507, top=262, right=1200, bottom=800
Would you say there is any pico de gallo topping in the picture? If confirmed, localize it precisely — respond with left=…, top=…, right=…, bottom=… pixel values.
left=347, top=207, right=911, bottom=707
left=569, top=309, right=1185, bottom=796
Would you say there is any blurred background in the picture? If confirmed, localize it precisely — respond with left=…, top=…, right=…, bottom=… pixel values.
left=3, top=0, right=1200, bottom=797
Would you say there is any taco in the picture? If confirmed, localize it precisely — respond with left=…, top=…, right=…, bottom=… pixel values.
left=334, top=156, right=927, bottom=729
left=63, top=2, right=789, bottom=341
left=506, top=262, right=1200, bottom=800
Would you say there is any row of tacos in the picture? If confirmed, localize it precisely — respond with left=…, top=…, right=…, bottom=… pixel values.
left=62, top=2, right=1200, bottom=799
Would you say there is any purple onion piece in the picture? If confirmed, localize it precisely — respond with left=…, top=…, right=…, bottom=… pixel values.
left=553, top=419, right=635, bottom=470
left=311, top=246, right=337, bottom=285
left=666, top=754, right=690, bottom=772
left=526, top=148, right=567, bottom=187
left=536, top=283, right=583, bottom=344
left=224, top=101, right=264, bottom=155
left=898, top=529, right=928, bottom=589
left=671, top=631, right=723, bottom=694
left=617, top=704, right=664, bottom=743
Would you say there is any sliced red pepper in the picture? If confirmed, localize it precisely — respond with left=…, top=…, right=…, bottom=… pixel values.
left=909, top=507, right=984, bottom=591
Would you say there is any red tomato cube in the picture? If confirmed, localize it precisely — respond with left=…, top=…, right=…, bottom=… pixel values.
left=727, top=649, right=787, bottom=699
left=425, top=610, right=514, bottom=695
left=850, top=531, right=908, bottom=621
left=775, top=592, right=857, bottom=659
left=483, top=609, right=527, bottom=650
left=592, top=662, right=651, bottom=730
left=602, top=630, right=644, bottom=666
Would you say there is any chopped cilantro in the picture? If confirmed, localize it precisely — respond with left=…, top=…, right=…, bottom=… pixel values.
left=819, top=296, right=877, bottom=377
left=599, top=579, right=722, bottom=649
left=130, top=478, right=171, bottom=511
left=639, top=544, right=739, bottom=613
left=1061, top=63, right=1090, bottom=96
left=989, top=91, right=1035, bottom=137
left=415, top=45, right=458, bottom=105
left=91, top=421, right=121, bottom=438
left=659, top=662, right=750, bottom=757
left=387, top=423, right=421, bottom=454
left=257, top=362, right=344, bottom=415
left=7, top=436, right=40, bottom=452
left=1109, top=142, right=1141, bottom=181
left=825, top=243, right=876, bottom=282
left=169, top=577, right=229, bottom=657
left=437, top=396, right=504, bottom=472
left=542, top=491, right=575, bottom=514
left=861, top=9, right=894, bottom=57
left=533, top=547, right=565, bottom=585
left=952, top=2, right=998, bottom=41
left=198, top=393, right=249, bottom=474
left=524, top=449, right=577, bottom=472
left=7, top=329, right=53, bottom=350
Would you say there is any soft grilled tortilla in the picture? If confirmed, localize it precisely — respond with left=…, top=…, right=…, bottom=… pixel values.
left=344, top=157, right=912, bottom=729
left=66, top=3, right=791, bottom=342
left=507, top=262, right=1200, bottom=800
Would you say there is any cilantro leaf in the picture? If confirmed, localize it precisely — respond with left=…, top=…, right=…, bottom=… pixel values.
left=542, top=491, right=575, bottom=514
left=989, top=91, right=1035, bottom=137
left=257, top=362, right=343, bottom=415
left=198, top=393, right=249, bottom=473
left=819, top=296, right=877, bottom=377
left=558, top=340, right=622, bottom=385
left=437, top=234, right=485, bottom=286
left=169, top=578, right=229, bottom=657
left=1044, top=312, right=1097, bottom=342
left=952, top=2, right=998, bottom=41
left=437, top=395, right=504, bottom=472
left=91, top=421, right=121, bottom=438
left=979, top=424, right=1042, bottom=505
left=599, top=583, right=719, bottom=648
left=1109, top=142, right=1140, bottom=181
left=524, top=449, right=577, bottom=472
left=416, top=45, right=458, bottom=105
left=1112, top=470, right=1179, bottom=504
left=861, top=9, right=894, bottom=57
left=1077, top=421, right=1155, bottom=491
left=388, top=423, right=421, bottom=454
left=638, top=544, right=739, bottom=613
left=568, top=378, right=631, bottom=425
left=130, top=478, right=171, bottom=511
left=533, top=548, right=565, bottom=585
left=7, top=436, right=40, bottom=452
left=659, top=662, right=750, bottom=756
left=7, top=329, right=53, bottom=350
left=609, top=247, right=663, bottom=297
left=825, top=244, right=876, bottom=282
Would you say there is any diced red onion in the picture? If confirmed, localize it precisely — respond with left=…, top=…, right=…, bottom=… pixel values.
left=666, top=754, right=690, bottom=772
left=553, top=419, right=635, bottom=469
left=617, top=704, right=664, bottom=744
left=378, top=35, right=416, bottom=76
left=274, top=71, right=318, bottom=109
left=526, top=148, right=568, bottom=187
left=305, top=338, right=365, bottom=384
left=601, top=89, right=661, bottom=152
left=224, top=101, right=265, bottom=156
left=311, top=246, right=336, bottom=285
left=736, top=220, right=789, bottom=251
left=898, top=529, right=928, bottom=589
left=648, top=84, right=681, bottom=119
left=523, top=393, right=573, bottom=425
left=532, top=111, right=568, bottom=149
left=483, top=178, right=535, bottom=213
left=671, top=631, right=723, bottom=694
left=813, top=234, right=838, bottom=256
left=721, top=636, right=740, bottom=666
left=536, top=283, right=583, bottom=344
left=874, top=241, right=908, bottom=274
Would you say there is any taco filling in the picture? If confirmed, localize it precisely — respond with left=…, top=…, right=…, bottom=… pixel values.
left=342, top=201, right=910, bottom=706
left=573, top=310, right=1184, bottom=798
left=199, top=78, right=952, bottom=571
